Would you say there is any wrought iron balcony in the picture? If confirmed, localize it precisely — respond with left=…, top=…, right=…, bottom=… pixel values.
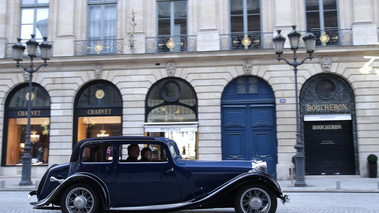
left=220, top=32, right=273, bottom=50
left=307, top=28, right=352, bottom=46
left=74, top=39, right=123, bottom=56
left=146, top=35, right=196, bottom=53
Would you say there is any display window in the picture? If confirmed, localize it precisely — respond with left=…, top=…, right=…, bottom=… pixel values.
left=2, top=83, right=50, bottom=166
left=145, top=78, right=198, bottom=159
left=74, top=80, right=122, bottom=145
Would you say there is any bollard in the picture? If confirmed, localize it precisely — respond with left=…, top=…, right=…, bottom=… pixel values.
left=1, top=180, right=5, bottom=188
left=336, top=181, right=341, bottom=189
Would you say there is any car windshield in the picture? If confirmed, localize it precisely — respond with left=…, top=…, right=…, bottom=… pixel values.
left=168, top=141, right=182, bottom=159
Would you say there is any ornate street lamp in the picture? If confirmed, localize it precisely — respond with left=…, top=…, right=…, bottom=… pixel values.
left=12, top=35, right=52, bottom=186
left=272, top=26, right=316, bottom=187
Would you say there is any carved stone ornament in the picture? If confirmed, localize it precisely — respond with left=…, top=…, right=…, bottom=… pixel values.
left=166, top=62, right=176, bottom=77
left=23, top=71, right=29, bottom=81
left=94, top=65, right=103, bottom=78
left=320, top=57, right=332, bottom=72
left=243, top=60, right=253, bottom=75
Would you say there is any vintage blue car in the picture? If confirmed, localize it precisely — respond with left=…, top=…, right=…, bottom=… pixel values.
left=29, top=136, right=288, bottom=213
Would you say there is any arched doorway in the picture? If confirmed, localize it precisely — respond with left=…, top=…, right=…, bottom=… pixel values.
left=73, top=80, right=122, bottom=146
left=221, top=76, right=277, bottom=177
left=144, top=77, right=198, bottom=159
left=2, top=83, right=51, bottom=166
left=301, top=74, right=358, bottom=175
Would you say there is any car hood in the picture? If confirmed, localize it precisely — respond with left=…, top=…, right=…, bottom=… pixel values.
left=178, top=159, right=254, bottom=173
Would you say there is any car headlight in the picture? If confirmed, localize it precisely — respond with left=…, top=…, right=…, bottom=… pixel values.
left=251, top=160, right=267, bottom=172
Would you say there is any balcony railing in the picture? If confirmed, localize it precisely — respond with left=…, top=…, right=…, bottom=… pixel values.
left=74, top=39, right=123, bottom=56
left=146, top=35, right=196, bottom=53
left=220, top=32, right=274, bottom=50
left=307, top=28, right=352, bottom=46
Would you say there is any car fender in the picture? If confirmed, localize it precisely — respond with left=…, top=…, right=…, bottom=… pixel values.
left=31, top=172, right=110, bottom=209
left=188, top=171, right=284, bottom=208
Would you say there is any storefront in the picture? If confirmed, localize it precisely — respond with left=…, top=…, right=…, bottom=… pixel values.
left=301, top=73, right=359, bottom=175
left=144, top=78, right=198, bottom=159
left=2, top=84, right=50, bottom=166
left=73, top=80, right=122, bottom=146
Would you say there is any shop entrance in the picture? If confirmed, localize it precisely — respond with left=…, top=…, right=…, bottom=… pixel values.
left=304, top=120, right=355, bottom=175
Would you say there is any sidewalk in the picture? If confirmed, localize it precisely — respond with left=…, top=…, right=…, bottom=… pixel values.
left=1, top=175, right=379, bottom=193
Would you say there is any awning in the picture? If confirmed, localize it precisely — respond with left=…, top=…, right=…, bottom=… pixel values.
left=304, top=114, right=351, bottom=121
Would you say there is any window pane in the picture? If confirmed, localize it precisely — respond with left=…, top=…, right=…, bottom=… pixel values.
left=82, top=143, right=113, bottom=162
left=21, top=25, right=34, bottom=40
left=22, top=9, right=34, bottom=24
left=247, top=0, right=260, bottom=14
left=174, top=1, right=187, bottom=18
left=38, top=0, right=49, bottom=4
left=77, top=116, right=121, bottom=142
left=9, top=85, right=50, bottom=107
left=158, top=2, right=171, bottom=18
left=147, top=105, right=196, bottom=122
left=6, top=117, right=50, bottom=165
left=77, top=83, right=122, bottom=106
left=306, top=11, right=320, bottom=29
left=174, top=18, right=186, bottom=35
left=324, top=11, right=337, bottom=28
left=158, top=19, right=170, bottom=35
left=231, top=16, right=244, bottom=33
left=230, top=0, right=244, bottom=15
left=247, top=15, right=260, bottom=31
left=22, top=0, right=35, bottom=4
left=323, top=0, right=337, bottom=10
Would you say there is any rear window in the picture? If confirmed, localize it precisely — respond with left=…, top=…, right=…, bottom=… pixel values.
left=119, top=143, right=168, bottom=162
left=82, top=143, right=113, bottom=162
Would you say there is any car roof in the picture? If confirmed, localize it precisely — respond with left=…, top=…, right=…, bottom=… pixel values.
left=70, top=136, right=169, bottom=162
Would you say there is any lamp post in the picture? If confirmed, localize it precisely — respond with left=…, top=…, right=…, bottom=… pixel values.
left=12, top=35, right=52, bottom=186
left=272, top=26, right=316, bottom=187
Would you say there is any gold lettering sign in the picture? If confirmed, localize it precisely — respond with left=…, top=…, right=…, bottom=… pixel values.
left=87, top=109, right=112, bottom=115
left=306, top=104, right=348, bottom=112
left=17, top=110, right=41, bottom=116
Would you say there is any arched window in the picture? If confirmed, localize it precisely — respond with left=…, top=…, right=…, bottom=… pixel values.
left=2, top=83, right=50, bottom=166
left=74, top=80, right=122, bottom=146
left=146, top=78, right=197, bottom=122
left=145, top=78, right=198, bottom=159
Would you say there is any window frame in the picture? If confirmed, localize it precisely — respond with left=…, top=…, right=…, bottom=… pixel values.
left=20, top=0, right=49, bottom=41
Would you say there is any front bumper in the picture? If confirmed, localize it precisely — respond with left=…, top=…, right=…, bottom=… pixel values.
left=280, top=194, right=290, bottom=204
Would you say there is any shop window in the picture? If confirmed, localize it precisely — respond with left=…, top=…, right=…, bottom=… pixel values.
left=145, top=78, right=198, bottom=159
left=74, top=81, right=122, bottom=145
left=2, top=84, right=50, bottom=166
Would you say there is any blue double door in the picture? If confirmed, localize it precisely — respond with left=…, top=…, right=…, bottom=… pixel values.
left=222, top=104, right=277, bottom=176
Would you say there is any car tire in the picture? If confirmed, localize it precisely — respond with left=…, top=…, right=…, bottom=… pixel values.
left=234, top=184, right=277, bottom=213
left=60, top=183, right=101, bottom=213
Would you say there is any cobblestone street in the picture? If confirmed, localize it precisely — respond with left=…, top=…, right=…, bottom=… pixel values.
left=1, top=191, right=379, bottom=213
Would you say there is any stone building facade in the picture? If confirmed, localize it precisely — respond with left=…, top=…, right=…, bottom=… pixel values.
left=0, top=0, right=378, bottom=180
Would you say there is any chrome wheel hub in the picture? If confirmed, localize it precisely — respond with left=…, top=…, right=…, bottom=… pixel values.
left=73, top=195, right=87, bottom=208
left=249, top=197, right=263, bottom=209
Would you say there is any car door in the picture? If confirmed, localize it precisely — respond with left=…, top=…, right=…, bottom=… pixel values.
left=113, top=142, right=181, bottom=207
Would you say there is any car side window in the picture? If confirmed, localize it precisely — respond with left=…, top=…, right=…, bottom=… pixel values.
left=82, top=143, right=113, bottom=163
left=119, top=143, right=168, bottom=162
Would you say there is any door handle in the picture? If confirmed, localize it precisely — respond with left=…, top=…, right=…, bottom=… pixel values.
left=166, top=168, right=174, bottom=173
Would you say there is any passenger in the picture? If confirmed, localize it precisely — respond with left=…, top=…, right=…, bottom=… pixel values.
left=126, top=144, right=140, bottom=162
left=140, top=147, right=152, bottom=162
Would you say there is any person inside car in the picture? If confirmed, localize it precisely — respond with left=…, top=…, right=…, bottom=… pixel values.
left=140, top=147, right=152, bottom=162
left=126, top=144, right=140, bottom=162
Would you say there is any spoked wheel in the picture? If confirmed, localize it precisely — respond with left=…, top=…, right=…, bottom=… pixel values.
left=234, top=184, right=277, bottom=213
left=60, top=184, right=101, bottom=213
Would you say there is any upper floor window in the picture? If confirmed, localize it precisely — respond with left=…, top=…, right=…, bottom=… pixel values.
left=20, top=0, right=49, bottom=41
left=305, top=0, right=339, bottom=46
left=86, top=0, right=118, bottom=54
left=229, top=0, right=261, bottom=49
left=156, top=0, right=188, bottom=52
